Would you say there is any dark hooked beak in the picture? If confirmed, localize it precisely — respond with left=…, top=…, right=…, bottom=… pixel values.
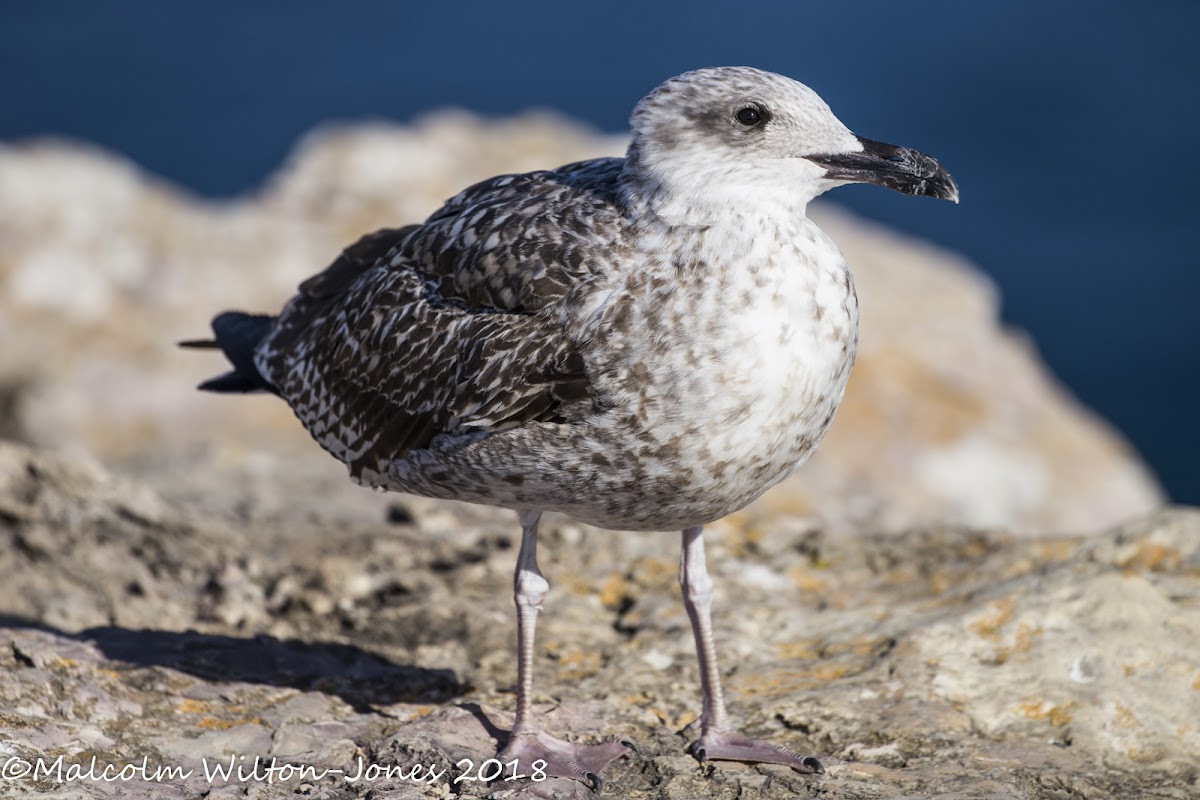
left=806, top=136, right=959, bottom=203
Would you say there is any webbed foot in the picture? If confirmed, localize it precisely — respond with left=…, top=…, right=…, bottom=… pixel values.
left=500, top=729, right=634, bottom=791
left=688, top=728, right=823, bottom=774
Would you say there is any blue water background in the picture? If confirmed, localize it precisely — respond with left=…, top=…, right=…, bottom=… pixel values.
left=3, top=1, right=1197, bottom=503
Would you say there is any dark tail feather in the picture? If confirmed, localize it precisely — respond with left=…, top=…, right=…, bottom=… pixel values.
left=182, top=311, right=278, bottom=394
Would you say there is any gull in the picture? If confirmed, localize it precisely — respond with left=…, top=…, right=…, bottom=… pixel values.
left=185, top=66, right=958, bottom=788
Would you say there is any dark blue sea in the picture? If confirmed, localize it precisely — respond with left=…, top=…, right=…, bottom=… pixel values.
left=3, top=1, right=1197, bottom=503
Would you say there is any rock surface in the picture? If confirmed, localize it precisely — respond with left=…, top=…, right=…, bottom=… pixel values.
left=1, top=441, right=1196, bottom=799
left=0, top=113, right=1162, bottom=532
left=0, top=115, right=1191, bottom=798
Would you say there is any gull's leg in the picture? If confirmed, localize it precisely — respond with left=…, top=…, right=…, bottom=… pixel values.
left=680, top=525, right=824, bottom=774
left=498, top=510, right=632, bottom=789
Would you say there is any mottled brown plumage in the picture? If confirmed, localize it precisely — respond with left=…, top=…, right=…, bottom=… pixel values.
left=256, top=159, right=622, bottom=486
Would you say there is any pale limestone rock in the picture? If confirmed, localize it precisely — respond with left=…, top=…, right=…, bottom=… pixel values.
left=918, top=558, right=1200, bottom=773
left=767, top=512, right=1200, bottom=795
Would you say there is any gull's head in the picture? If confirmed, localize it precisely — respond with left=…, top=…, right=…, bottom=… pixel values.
left=626, top=66, right=958, bottom=221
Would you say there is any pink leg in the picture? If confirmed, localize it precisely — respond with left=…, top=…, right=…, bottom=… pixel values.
left=498, top=511, right=632, bottom=789
left=680, top=525, right=823, bottom=774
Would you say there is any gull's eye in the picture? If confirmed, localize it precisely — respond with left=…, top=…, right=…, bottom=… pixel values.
left=735, top=106, right=765, bottom=127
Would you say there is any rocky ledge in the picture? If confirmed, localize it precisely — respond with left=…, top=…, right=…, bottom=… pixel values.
left=0, top=441, right=1196, bottom=799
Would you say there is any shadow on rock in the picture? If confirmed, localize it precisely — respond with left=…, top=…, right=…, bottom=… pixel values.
left=0, top=615, right=464, bottom=712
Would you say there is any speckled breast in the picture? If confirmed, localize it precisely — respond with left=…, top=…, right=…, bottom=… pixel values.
left=563, top=218, right=861, bottom=530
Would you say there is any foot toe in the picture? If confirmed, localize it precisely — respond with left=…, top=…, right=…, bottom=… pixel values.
left=500, top=730, right=634, bottom=788
left=689, top=729, right=823, bottom=774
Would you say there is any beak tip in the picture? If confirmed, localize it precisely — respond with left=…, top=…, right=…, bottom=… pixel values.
left=930, top=170, right=960, bottom=204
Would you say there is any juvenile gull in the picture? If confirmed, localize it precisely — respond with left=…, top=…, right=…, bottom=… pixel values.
left=186, top=66, right=958, bottom=786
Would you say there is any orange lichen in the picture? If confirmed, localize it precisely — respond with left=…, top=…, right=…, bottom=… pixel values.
left=776, top=638, right=823, bottom=661
left=562, top=575, right=593, bottom=596
left=807, top=663, right=857, bottom=683
left=598, top=557, right=674, bottom=609
left=788, top=566, right=830, bottom=594
left=1015, top=699, right=1074, bottom=726
left=1011, top=623, right=1043, bottom=654
left=777, top=634, right=888, bottom=665
left=969, top=597, right=1015, bottom=639
left=1114, top=704, right=1138, bottom=730
left=718, top=521, right=765, bottom=558
left=1034, top=539, right=1077, bottom=563
left=825, top=635, right=890, bottom=659
left=988, top=622, right=1041, bottom=664
left=599, top=574, right=634, bottom=610
left=631, top=557, right=676, bottom=586
left=554, top=649, right=602, bottom=680
left=1118, top=541, right=1181, bottom=573
left=735, top=660, right=864, bottom=699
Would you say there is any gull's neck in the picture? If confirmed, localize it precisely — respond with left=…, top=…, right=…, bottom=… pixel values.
left=619, top=150, right=822, bottom=229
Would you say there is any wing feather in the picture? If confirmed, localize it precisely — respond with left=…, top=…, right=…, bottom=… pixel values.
left=255, top=158, right=625, bottom=483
